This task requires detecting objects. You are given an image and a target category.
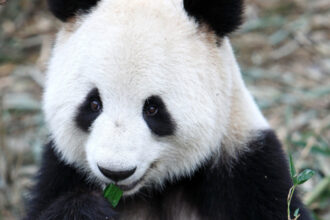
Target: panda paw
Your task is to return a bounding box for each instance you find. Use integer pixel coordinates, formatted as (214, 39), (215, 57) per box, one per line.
(37, 191), (116, 220)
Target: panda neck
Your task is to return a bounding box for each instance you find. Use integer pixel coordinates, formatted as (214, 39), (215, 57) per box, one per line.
(220, 41), (269, 157)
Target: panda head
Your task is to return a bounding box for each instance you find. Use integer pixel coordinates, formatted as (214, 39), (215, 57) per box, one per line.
(44, 0), (264, 195)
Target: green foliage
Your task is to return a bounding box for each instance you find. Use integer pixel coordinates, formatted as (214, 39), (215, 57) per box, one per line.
(297, 169), (315, 185)
(287, 155), (315, 220)
(289, 155), (296, 182)
(103, 184), (123, 208)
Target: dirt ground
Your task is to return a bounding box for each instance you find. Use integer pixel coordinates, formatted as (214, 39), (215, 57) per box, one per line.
(0, 0), (329, 219)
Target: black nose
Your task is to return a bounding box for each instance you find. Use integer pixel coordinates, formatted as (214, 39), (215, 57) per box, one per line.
(98, 165), (136, 182)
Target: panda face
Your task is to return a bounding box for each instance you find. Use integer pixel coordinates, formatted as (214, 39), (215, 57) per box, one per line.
(44, 0), (241, 195)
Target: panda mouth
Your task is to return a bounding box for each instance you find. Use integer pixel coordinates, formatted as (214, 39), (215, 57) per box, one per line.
(117, 178), (143, 191)
(117, 161), (156, 192)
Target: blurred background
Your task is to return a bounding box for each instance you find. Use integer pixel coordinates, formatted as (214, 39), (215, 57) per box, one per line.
(0, 0), (329, 219)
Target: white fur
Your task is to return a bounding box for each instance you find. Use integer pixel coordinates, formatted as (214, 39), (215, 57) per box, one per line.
(43, 0), (269, 195)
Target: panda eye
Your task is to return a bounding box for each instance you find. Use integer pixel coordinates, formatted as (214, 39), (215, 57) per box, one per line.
(75, 88), (102, 132)
(145, 105), (158, 116)
(142, 96), (176, 136)
(90, 99), (102, 112)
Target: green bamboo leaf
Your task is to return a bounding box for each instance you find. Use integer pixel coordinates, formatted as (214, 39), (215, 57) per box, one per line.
(289, 155), (298, 184)
(297, 169), (315, 185)
(289, 155), (296, 178)
(103, 184), (123, 207)
(294, 208), (300, 217)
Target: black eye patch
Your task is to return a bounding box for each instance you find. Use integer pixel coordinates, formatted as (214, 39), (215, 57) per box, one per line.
(75, 88), (102, 132)
(143, 96), (176, 137)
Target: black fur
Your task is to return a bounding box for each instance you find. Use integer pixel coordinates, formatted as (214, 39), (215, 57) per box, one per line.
(75, 88), (102, 132)
(143, 96), (176, 137)
(184, 0), (244, 37)
(24, 130), (311, 220)
(24, 142), (115, 220)
(180, 130), (312, 219)
(47, 0), (100, 21)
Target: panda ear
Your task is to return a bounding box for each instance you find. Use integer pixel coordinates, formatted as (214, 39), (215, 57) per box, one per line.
(47, 0), (100, 22)
(183, 0), (244, 37)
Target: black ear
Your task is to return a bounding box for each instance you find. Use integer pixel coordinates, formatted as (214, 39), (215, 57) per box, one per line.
(184, 0), (244, 37)
(47, 0), (100, 22)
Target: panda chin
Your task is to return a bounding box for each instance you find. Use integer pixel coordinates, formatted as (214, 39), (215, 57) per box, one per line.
(117, 178), (144, 194)
(119, 181), (144, 196)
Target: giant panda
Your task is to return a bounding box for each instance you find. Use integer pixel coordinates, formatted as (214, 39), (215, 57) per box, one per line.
(24, 0), (312, 219)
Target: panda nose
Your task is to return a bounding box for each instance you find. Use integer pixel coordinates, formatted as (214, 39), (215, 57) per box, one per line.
(98, 165), (136, 182)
